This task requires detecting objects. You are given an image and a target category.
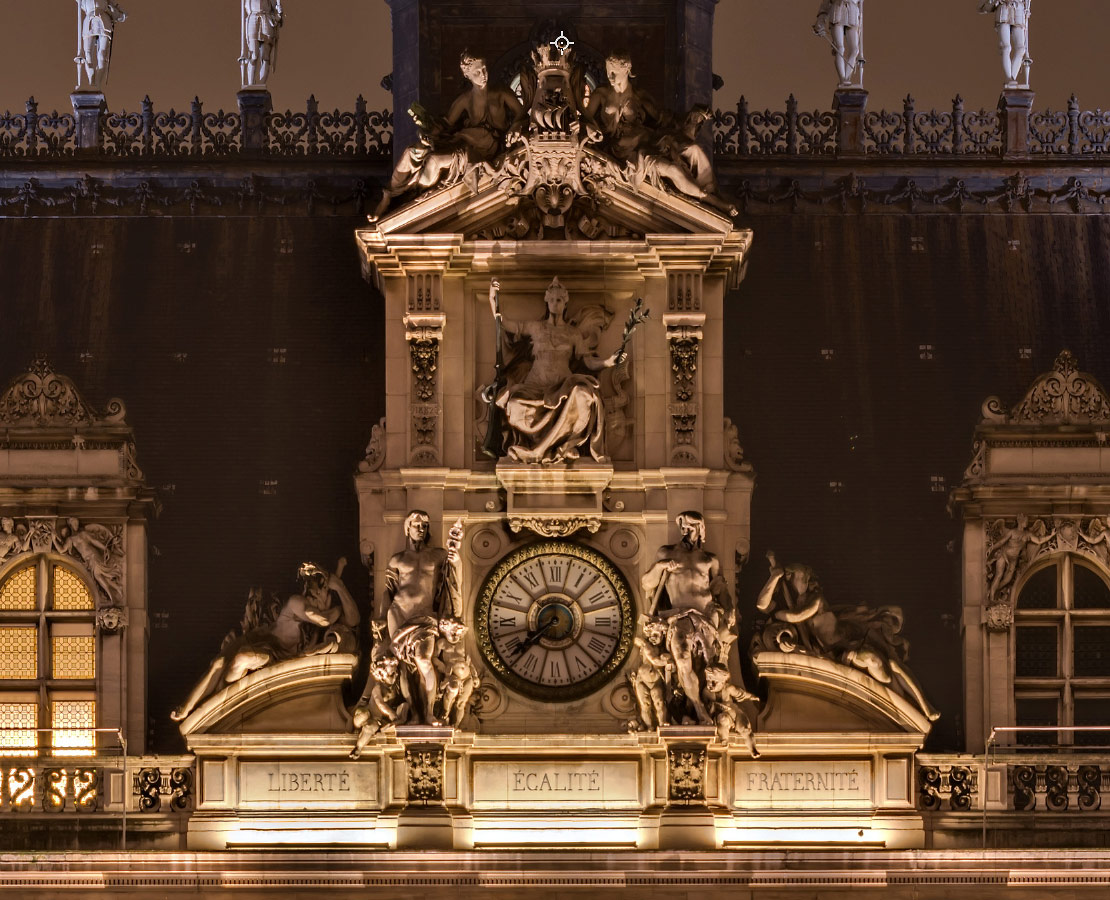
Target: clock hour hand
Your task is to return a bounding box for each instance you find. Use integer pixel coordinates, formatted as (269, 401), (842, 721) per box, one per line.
(511, 616), (557, 661)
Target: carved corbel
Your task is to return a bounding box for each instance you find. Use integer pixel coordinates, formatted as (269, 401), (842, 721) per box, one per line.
(664, 314), (704, 464)
(404, 314), (445, 464)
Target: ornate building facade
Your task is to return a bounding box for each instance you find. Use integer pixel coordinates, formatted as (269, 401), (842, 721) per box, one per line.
(0, 0), (1109, 894)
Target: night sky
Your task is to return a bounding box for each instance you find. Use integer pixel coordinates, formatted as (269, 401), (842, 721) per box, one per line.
(0, 1), (1106, 116)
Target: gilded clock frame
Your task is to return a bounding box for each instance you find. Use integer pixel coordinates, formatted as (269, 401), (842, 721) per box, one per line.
(474, 540), (636, 703)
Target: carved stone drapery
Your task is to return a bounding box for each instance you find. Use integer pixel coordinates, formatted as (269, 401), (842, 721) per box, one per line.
(405, 747), (444, 803)
(404, 315), (445, 464)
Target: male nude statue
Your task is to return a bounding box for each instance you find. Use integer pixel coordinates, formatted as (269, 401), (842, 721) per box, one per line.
(375, 511), (462, 725)
(641, 511), (738, 724)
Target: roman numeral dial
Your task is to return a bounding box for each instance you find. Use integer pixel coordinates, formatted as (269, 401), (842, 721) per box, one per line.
(476, 541), (634, 702)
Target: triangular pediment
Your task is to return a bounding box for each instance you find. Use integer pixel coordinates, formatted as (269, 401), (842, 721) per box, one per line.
(370, 144), (738, 242)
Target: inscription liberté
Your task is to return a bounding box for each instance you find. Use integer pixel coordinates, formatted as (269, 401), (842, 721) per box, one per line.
(745, 770), (861, 793)
(266, 771), (352, 793)
(511, 770), (602, 793)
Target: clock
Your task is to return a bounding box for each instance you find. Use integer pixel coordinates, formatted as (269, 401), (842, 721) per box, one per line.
(475, 541), (635, 702)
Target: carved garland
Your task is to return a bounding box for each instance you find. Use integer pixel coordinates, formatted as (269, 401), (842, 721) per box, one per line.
(666, 325), (702, 462)
(404, 320), (444, 463)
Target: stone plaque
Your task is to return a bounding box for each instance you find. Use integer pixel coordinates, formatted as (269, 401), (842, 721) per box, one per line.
(240, 761), (379, 809)
(472, 760), (640, 810)
(733, 760), (873, 809)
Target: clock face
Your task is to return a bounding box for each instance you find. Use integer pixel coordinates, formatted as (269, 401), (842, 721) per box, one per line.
(475, 541), (635, 702)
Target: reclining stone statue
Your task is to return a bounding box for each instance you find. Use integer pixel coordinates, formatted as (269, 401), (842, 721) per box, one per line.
(755, 551), (939, 722)
(171, 559), (359, 723)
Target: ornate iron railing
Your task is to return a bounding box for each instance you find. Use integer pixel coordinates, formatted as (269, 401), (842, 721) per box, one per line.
(1030, 95), (1110, 154)
(267, 96), (393, 157)
(0, 97), (392, 159)
(0, 99), (76, 158)
(714, 95), (836, 156)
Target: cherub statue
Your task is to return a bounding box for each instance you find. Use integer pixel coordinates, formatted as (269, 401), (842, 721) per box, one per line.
(171, 559), (357, 723)
(814, 0), (864, 87)
(703, 665), (759, 754)
(350, 654), (410, 759)
(435, 618), (479, 728)
(629, 616), (673, 730)
(979, 0), (1031, 88)
(987, 515), (1054, 607)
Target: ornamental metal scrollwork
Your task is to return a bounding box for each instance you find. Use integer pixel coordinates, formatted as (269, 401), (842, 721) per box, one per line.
(42, 768), (67, 812)
(1077, 765), (1102, 811)
(1044, 765), (1070, 812)
(169, 767), (193, 811)
(668, 749), (706, 802)
(918, 766), (942, 811)
(73, 768), (99, 811)
(949, 766), (973, 811)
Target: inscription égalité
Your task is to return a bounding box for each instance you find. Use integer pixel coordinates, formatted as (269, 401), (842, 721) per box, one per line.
(511, 770), (601, 793)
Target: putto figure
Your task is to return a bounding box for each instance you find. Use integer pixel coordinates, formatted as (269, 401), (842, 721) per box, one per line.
(241, 0), (284, 88)
(979, 0), (1031, 88)
(74, 0), (127, 90)
(640, 511), (755, 728)
(814, 0), (864, 87)
(487, 277), (630, 464)
(350, 654), (409, 759)
(374, 512), (464, 725)
(171, 559), (359, 723)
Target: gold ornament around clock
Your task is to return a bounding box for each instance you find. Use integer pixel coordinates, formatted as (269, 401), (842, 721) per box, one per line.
(475, 541), (635, 702)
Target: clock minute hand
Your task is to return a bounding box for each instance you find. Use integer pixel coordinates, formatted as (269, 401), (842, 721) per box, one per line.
(511, 616), (557, 661)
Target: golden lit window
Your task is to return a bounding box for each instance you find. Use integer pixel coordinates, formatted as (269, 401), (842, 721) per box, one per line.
(0, 698), (38, 756)
(51, 628), (95, 680)
(0, 566), (36, 611)
(52, 566), (93, 611)
(0, 627), (38, 679)
(50, 698), (95, 756)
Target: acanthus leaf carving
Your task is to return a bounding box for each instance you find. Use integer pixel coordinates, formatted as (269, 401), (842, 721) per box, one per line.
(668, 749), (707, 802)
(406, 747), (444, 803)
(507, 515), (601, 538)
(1008, 351), (1110, 425)
(0, 356), (128, 428)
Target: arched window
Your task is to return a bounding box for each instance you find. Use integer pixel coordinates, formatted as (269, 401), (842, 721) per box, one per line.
(0, 558), (96, 756)
(1014, 555), (1110, 746)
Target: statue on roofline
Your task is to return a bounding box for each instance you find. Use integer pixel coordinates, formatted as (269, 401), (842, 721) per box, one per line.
(979, 0), (1031, 89)
(170, 559), (359, 724)
(240, 0), (284, 89)
(754, 551), (939, 722)
(74, 0), (127, 91)
(813, 0), (864, 88)
(370, 32), (735, 221)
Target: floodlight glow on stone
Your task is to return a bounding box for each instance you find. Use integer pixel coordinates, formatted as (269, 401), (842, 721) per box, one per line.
(550, 31), (573, 55)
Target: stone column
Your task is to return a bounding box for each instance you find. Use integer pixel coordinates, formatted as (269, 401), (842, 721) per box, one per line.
(70, 92), (106, 153)
(999, 89), (1033, 160)
(237, 90), (272, 154)
(834, 88), (868, 159)
(395, 726), (455, 849)
(656, 726), (718, 849)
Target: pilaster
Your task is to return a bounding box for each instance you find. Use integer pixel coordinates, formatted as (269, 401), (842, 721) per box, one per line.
(834, 88), (868, 159)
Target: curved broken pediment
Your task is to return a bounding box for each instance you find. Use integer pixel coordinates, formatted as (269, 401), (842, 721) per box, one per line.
(981, 350), (1110, 426)
(177, 654), (358, 739)
(754, 652), (935, 736)
(0, 356), (128, 429)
